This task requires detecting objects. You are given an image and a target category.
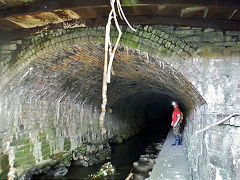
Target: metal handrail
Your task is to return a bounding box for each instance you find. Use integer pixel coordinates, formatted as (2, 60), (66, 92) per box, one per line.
(195, 113), (240, 135)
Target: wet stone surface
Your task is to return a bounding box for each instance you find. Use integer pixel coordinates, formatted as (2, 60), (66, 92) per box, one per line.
(132, 141), (164, 180)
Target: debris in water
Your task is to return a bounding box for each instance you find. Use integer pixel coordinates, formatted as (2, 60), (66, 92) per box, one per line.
(89, 162), (115, 178)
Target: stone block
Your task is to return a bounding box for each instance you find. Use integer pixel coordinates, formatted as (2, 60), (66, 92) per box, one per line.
(225, 36), (233, 42)
(225, 31), (240, 36)
(174, 29), (202, 36)
(215, 42), (239, 47)
(14, 155), (35, 168)
(147, 26), (153, 33)
(64, 138), (71, 151)
(184, 36), (202, 43)
(138, 30), (143, 37)
(0, 133), (3, 142)
(197, 154), (209, 179)
(216, 168), (230, 180)
(202, 32), (224, 43)
(169, 44), (175, 51)
(163, 34), (169, 39)
(207, 164), (217, 179)
(158, 31), (165, 37)
(155, 25), (174, 30)
(11, 136), (30, 146)
(235, 166), (240, 180)
(206, 132), (223, 152)
(208, 154), (224, 168)
(165, 42), (171, 48)
(0, 44), (17, 51)
(177, 49), (183, 55)
(204, 28), (215, 33)
(233, 116), (240, 126)
(0, 153), (10, 179)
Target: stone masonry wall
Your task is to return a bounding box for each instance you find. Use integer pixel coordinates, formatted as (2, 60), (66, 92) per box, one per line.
(153, 25), (240, 180)
(0, 25), (203, 179)
(0, 25), (240, 180)
(183, 54), (240, 180)
(0, 93), (140, 179)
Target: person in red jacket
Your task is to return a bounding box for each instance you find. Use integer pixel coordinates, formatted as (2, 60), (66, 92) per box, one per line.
(171, 101), (182, 146)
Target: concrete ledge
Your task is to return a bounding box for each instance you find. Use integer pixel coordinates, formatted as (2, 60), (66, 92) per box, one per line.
(147, 129), (192, 180)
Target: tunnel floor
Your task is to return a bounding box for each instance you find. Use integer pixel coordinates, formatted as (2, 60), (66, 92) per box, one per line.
(147, 129), (192, 180)
(33, 117), (170, 180)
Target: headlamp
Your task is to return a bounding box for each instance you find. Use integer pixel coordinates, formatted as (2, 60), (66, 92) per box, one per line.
(172, 101), (177, 106)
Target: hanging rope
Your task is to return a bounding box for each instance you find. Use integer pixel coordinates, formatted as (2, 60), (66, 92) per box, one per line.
(99, 0), (136, 134)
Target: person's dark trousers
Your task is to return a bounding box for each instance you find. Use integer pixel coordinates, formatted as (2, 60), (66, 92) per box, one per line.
(179, 136), (182, 145)
(171, 136), (180, 146)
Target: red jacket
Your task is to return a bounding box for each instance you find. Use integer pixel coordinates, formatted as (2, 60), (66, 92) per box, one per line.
(172, 108), (181, 122)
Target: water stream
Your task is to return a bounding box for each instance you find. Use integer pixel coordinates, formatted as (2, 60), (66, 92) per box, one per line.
(34, 118), (170, 180)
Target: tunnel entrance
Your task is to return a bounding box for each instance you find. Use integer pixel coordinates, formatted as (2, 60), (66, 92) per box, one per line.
(0, 5), (239, 177)
(0, 31), (205, 179)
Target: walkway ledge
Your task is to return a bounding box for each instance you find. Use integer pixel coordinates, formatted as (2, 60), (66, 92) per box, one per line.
(146, 129), (192, 180)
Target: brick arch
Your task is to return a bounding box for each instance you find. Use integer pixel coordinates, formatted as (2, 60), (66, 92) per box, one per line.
(0, 25), (204, 108)
(0, 26), (209, 179)
(0, 25), (196, 89)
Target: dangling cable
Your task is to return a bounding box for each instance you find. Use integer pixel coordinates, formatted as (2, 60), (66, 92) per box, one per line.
(99, 0), (136, 134)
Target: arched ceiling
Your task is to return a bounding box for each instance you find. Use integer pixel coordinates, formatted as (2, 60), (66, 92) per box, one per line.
(4, 43), (205, 110)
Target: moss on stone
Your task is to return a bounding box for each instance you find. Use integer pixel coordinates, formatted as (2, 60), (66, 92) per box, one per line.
(14, 143), (36, 168)
(17, 144), (31, 152)
(122, 0), (138, 6)
(11, 136), (30, 146)
(76, 144), (87, 153)
(15, 150), (26, 159)
(51, 152), (65, 161)
(14, 155), (35, 168)
(51, 151), (72, 166)
(63, 153), (72, 166)
(97, 36), (104, 43)
(64, 138), (71, 151)
(0, 153), (10, 179)
(39, 132), (51, 160)
(39, 131), (46, 141)
(11, 134), (36, 169)
(41, 141), (51, 160)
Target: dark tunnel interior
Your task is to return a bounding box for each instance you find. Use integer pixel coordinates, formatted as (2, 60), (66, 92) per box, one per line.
(110, 92), (187, 142)
(144, 99), (187, 140)
(34, 92), (189, 179)
(144, 101), (175, 140)
(6, 42), (200, 179)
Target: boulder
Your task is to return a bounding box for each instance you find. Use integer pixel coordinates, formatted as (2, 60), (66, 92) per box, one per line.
(46, 166), (68, 177)
(133, 174), (146, 180)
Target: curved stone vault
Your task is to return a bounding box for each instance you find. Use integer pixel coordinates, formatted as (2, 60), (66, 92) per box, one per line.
(1, 24), (240, 180)
(5, 43), (203, 108)
(0, 25), (205, 113)
(0, 25), (206, 179)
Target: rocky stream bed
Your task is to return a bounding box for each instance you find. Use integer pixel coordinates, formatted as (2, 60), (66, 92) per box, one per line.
(31, 125), (167, 180)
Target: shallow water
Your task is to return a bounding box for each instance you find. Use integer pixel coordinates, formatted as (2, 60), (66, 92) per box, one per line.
(34, 121), (169, 180)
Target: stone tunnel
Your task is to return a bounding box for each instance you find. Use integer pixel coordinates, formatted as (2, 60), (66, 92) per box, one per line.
(0, 1), (240, 180)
